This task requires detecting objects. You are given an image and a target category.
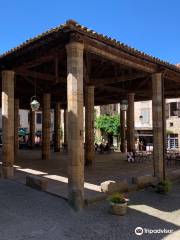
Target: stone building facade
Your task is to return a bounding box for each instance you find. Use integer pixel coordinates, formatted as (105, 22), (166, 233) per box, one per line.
(99, 104), (120, 116)
(1, 99), (180, 150)
(0, 109), (62, 143)
(134, 99), (180, 151)
(95, 99), (180, 151)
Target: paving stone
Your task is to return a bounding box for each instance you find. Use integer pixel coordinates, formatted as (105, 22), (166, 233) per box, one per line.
(26, 175), (48, 191)
(132, 175), (158, 188)
(168, 169), (180, 181)
(101, 180), (128, 194)
(0, 180), (179, 240)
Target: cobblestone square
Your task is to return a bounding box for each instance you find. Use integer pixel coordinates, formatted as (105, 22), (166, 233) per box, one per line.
(0, 180), (179, 240)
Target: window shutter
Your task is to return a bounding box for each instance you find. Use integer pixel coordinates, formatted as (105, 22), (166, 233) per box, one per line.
(165, 103), (170, 119)
(170, 102), (177, 116)
(177, 102), (180, 117)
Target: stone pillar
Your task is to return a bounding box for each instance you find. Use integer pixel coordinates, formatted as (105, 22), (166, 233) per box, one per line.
(152, 73), (165, 180)
(54, 102), (61, 152)
(42, 93), (51, 160)
(120, 109), (126, 153)
(127, 93), (135, 152)
(66, 41), (84, 210)
(1, 71), (14, 178)
(14, 99), (19, 155)
(64, 109), (67, 145)
(29, 109), (35, 148)
(85, 85), (94, 165)
(163, 97), (166, 179)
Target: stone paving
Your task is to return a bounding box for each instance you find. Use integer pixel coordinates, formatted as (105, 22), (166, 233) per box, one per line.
(0, 179), (179, 240)
(2, 149), (153, 199)
(0, 149), (179, 200)
(13, 149), (178, 183)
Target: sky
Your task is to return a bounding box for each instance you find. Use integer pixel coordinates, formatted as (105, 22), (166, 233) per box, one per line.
(0, 0), (180, 64)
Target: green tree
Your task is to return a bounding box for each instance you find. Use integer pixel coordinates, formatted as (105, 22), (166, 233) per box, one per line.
(95, 114), (120, 136)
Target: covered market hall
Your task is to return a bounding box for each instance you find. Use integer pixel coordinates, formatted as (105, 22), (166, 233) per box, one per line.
(1, 20), (180, 210)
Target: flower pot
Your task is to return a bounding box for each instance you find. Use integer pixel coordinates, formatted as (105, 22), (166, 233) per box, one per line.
(109, 201), (127, 215)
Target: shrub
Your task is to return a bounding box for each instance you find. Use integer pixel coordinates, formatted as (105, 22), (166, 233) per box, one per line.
(95, 114), (120, 136)
(109, 192), (127, 204)
(155, 179), (172, 194)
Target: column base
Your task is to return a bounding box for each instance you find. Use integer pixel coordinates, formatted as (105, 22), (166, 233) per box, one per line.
(153, 172), (165, 182)
(1, 166), (14, 179)
(85, 159), (93, 166)
(68, 190), (84, 211)
(85, 152), (94, 166)
(54, 147), (60, 152)
(42, 154), (51, 161)
(120, 144), (126, 153)
(14, 149), (19, 156)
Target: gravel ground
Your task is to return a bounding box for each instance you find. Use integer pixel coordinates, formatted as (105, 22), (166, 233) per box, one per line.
(0, 180), (179, 240)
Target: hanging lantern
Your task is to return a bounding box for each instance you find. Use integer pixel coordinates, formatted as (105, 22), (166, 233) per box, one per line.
(30, 77), (40, 111)
(30, 96), (40, 111)
(120, 99), (128, 111)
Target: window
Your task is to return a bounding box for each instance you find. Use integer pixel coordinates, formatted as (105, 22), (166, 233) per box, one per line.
(36, 113), (42, 124)
(166, 134), (178, 149)
(177, 102), (180, 117)
(170, 102), (177, 116)
(169, 122), (173, 127)
(140, 108), (150, 124)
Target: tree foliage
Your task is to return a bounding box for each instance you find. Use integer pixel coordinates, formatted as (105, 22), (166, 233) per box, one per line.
(95, 114), (120, 136)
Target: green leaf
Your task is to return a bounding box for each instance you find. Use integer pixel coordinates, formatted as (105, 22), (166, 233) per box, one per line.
(95, 114), (120, 136)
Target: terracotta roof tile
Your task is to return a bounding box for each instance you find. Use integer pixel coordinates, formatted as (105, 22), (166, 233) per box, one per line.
(0, 19), (180, 73)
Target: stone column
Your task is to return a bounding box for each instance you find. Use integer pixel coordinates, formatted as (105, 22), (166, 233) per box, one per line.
(127, 93), (135, 152)
(14, 99), (19, 156)
(152, 73), (165, 180)
(85, 85), (94, 166)
(163, 97), (166, 179)
(1, 71), (14, 178)
(29, 109), (35, 148)
(120, 109), (126, 153)
(54, 102), (61, 152)
(42, 93), (51, 160)
(66, 41), (84, 210)
(63, 109), (67, 145)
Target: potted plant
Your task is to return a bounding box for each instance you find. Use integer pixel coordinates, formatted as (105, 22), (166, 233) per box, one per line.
(108, 192), (128, 215)
(155, 179), (172, 194)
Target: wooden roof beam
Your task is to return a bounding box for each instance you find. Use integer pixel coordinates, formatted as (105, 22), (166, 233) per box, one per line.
(85, 43), (157, 73)
(165, 70), (180, 83)
(91, 72), (149, 86)
(16, 69), (55, 81)
(15, 69), (65, 82)
(14, 55), (55, 71)
(96, 86), (151, 98)
(13, 47), (65, 71)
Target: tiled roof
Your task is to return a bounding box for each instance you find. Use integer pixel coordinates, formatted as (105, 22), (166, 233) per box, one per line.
(0, 19), (180, 73)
